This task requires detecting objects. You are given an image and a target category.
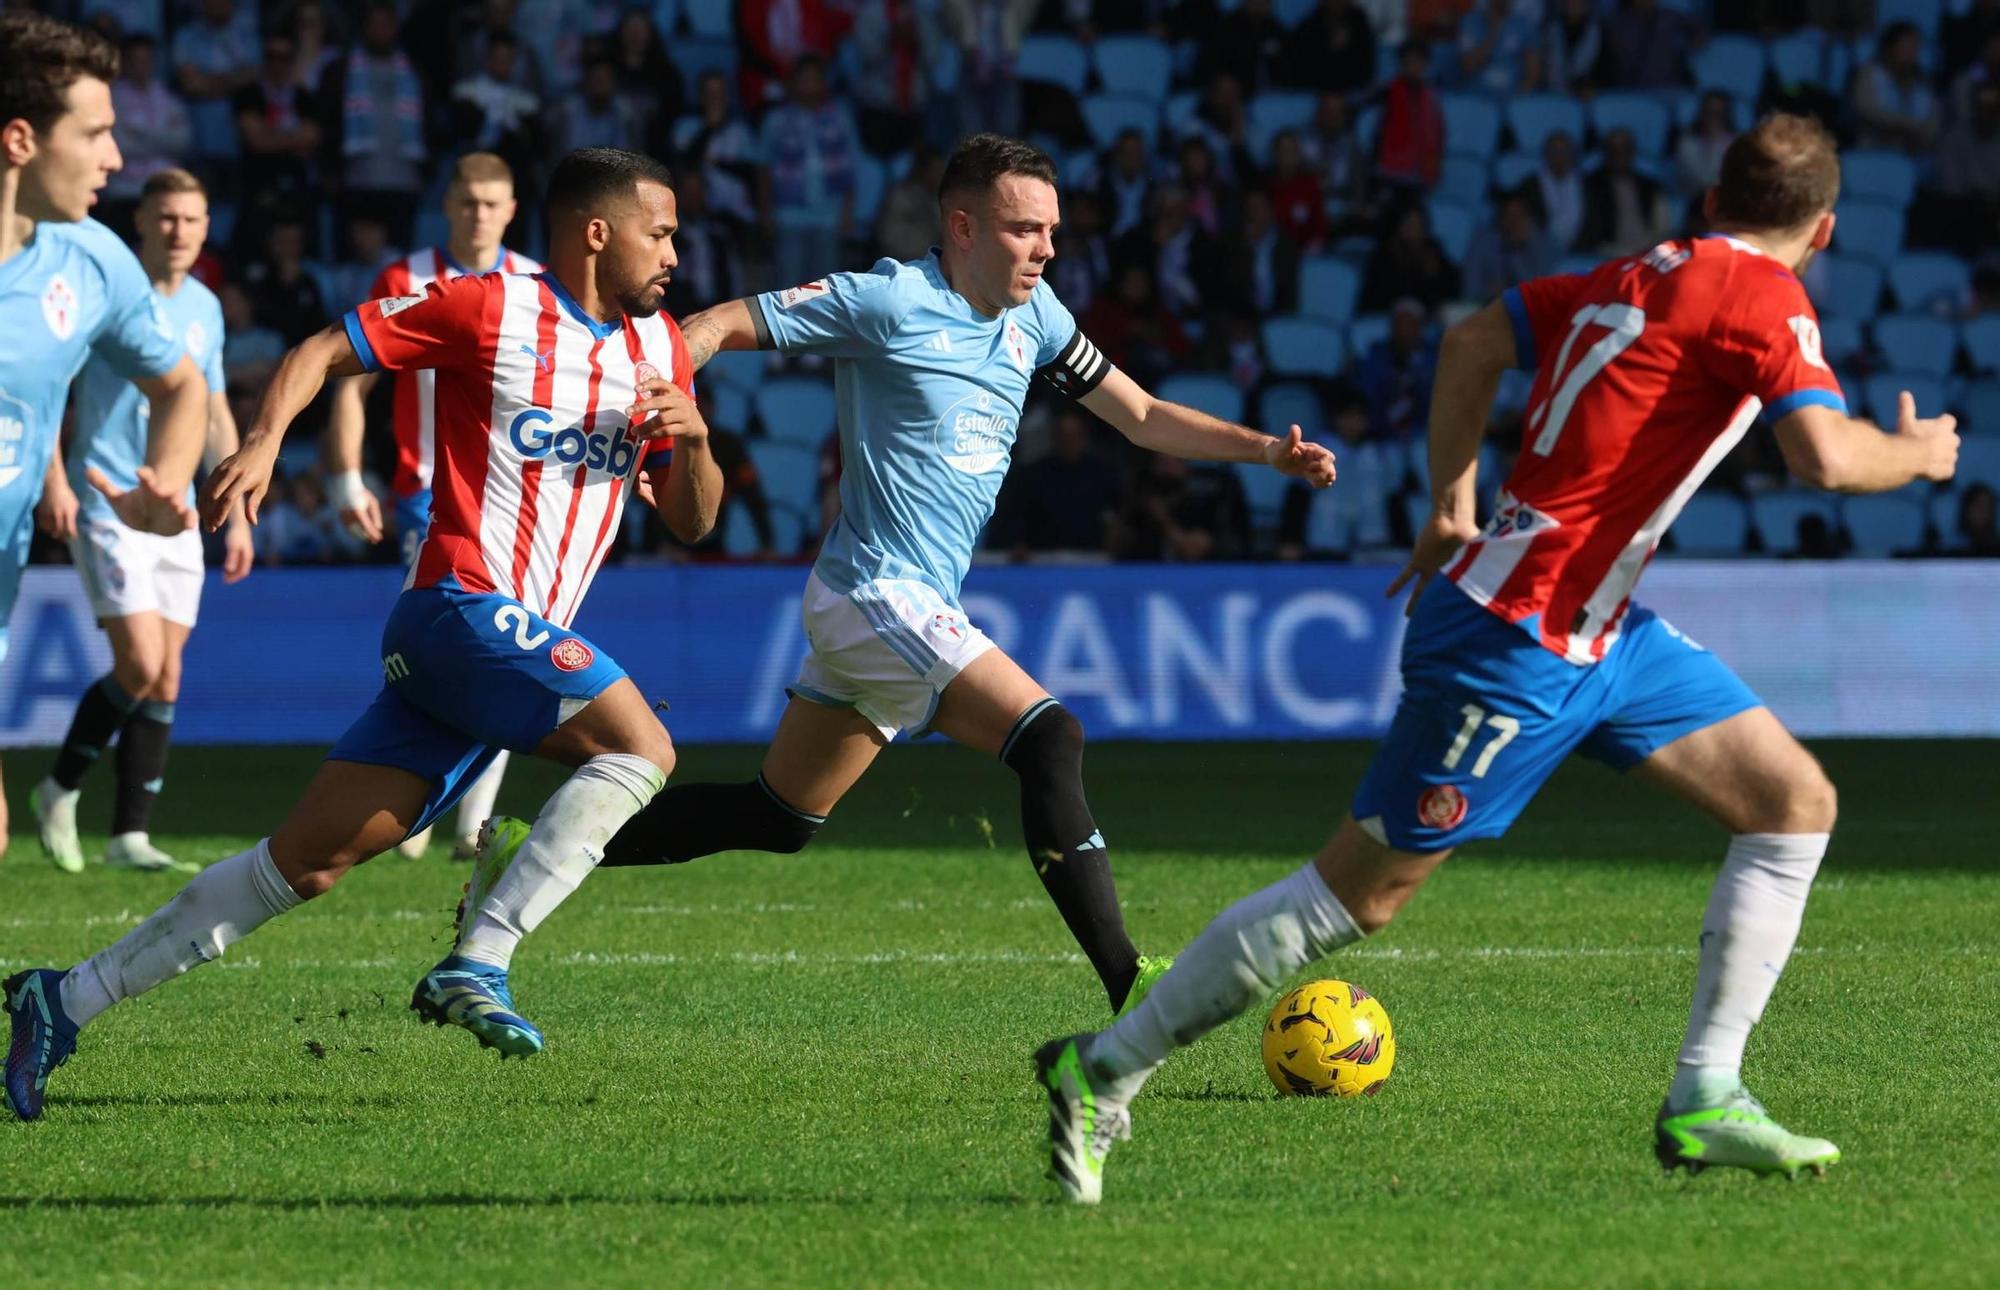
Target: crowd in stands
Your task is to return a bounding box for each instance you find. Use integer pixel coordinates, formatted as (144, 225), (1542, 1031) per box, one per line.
(42, 0), (2000, 569)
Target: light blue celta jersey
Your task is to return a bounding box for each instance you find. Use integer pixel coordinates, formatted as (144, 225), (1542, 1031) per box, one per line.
(755, 252), (1080, 603)
(70, 274), (223, 525)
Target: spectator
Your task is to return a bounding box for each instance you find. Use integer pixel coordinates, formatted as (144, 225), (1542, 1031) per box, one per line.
(848, 0), (929, 155)
(257, 470), (370, 566)
(1855, 22), (1939, 154)
(1375, 42), (1445, 200)
(1462, 189), (1555, 300)
(1186, 74), (1259, 189)
(1082, 263), (1193, 390)
(608, 6), (683, 153)
(1675, 90), (1738, 198)
(938, 0), (1039, 139)
(1265, 131), (1328, 250)
(1944, 483), (2000, 556)
(1279, 386), (1394, 557)
(1302, 90), (1372, 229)
(291, 0), (339, 93)
(738, 0), (852, 108)
(1288, 0), (1379, 97)
(1580, 126), (1668, 254)
(1203, 0), (1289, 94)
(557, 58), (640, 156)
(1220, 188), (1301, 317)
(664, 171), (746, 316)
(81, 1), (165, 39)
(1934, 82), (2000, 257)
(1542, 0), (1609, 95)
(1115, 183), (1223, 319)
(1355, 298), (1438, 442)
(327, 215), (397, 312)
(1113, 454), (1251, 562)
(331, 3), (429, 256)
(1525, 129), (1585, 252)
(1361, 205), (1460, 312)
(1607, 0), (1695, 91)
(758, 55), (860, 290)
(1050, 191), (1113, 314)
(993, 408), (1122, 560)
(451, 30), (542, 178)
(219, 281), (284, 392)
(875, 146), (946, 263)
(1457, 0), (1540, 96)
(675, 70), (761, 231)
(1951, 33), (2000, 123)
(170, 0), (257, 165)
(1098, 128), (1155, 239)
(234, 28), (325, 244)
(241, 215), (330, 346)
(101, 34), (190, 237)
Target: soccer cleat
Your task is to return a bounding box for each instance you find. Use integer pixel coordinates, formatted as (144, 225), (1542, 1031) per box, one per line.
(1655, 1087), (1841, 1180)
(1115, 955), (1174, 1019)
(1034, 1034), (1131, 1205)
(30, 780), (84, 874)
(104, 832), (196, 873)
(4, 969), (79, 1122)
(410, 955), (544, 1058)
(395, 823), (435, 859)
(454, 816), (530, 939)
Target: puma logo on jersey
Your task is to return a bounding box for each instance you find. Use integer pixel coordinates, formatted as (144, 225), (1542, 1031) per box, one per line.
(520, 343), (555, 372)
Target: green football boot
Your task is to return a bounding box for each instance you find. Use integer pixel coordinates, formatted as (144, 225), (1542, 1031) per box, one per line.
(453, 815), (530, 938)
(1655, 1087), (1841, 1179)
(1033, 1034), (1131, 1205)
(1115, 955), (1173, 1019)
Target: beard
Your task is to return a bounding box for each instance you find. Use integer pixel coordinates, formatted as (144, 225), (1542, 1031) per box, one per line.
(617, 280), (666, 318)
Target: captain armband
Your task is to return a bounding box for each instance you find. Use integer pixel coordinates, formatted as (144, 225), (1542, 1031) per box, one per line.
(1034, 330), (1113, 400)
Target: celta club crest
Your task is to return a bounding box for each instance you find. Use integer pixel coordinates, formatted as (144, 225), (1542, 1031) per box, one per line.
(1003, 318), (1029, 371)
(931, 612), (965, 641)
(42, 275), (75, 339)
(185, 321), (208, 362)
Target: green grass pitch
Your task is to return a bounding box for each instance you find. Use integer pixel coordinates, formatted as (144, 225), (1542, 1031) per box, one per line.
(3, 739), (1996, 1287)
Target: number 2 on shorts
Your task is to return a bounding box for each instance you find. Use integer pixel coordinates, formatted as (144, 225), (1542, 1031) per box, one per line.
(1442, 703), (1520, 779)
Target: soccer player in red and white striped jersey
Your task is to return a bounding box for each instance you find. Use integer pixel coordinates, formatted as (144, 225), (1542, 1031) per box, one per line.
(11, 151), (722, 1109)
(1030, 115), (1962, 1200)
(326, 152), (544, 858)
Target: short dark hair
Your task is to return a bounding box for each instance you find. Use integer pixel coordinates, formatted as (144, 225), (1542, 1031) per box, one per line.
(544, 147), (674, 225)
(0, 12), (119, 136)
(1711, 112), (1840, 232)
(937, 134), (1057, 210)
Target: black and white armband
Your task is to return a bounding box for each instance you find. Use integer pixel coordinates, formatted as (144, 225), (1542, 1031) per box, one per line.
(1034, 331), (1113, 400)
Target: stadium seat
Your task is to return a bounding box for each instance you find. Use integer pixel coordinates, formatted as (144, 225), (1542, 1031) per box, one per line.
(705, 383), (750, 434)
(1691, 35), (1767, 102)
(1156, 373), (1245, 425)
(754, 376), (837, 448)
(1963, 317), (2000, 373)
(704, 349), (767, 389)
(1081, 94), (1159, 147)
(682, 0), (730, 37)
(1261, 315), (1348, 377)
(1830, 199), (1906, 268)
(1347, 313), (1390, 358)
(1960, 437), (2000, 488)
(1018, 34), (1089, 95)
(1556, 253), (1602, 276)
(746, 440), (820, 514)
(1163, 90), (1202, 135)
(672, 37), (737, 84)
(1930, 486), (1962, 546)
(1862, 372), (1948, 423)
(1259, 381), (1326, 438)
(1874, 314), (1957, 378)
(1425, 198), (1480, 264)
(1889, 253), (1971, 313)
(412, 210), (449, 254)
(1505, 94), (1586, 154)
(1768, 29), (1832, 89)
(1094, 35), (1173, 101)
(1250, 91), (1316, 136)
(1810, 255), (1883, 318)
(1437, 154), (1489, 205)
(1841, 150), (1918, 206)
(721, 503), (764, 557)
(1491, 150), (1538, 193)
(1842, 493), (1927, 557)
(1876, 0), (1942, 39)
(1439, 93), (1501, 159)
(1961, 380), (2000, 435)
(1295, 255), (1363, 325)
(1668, 492), (1750, 556)
(1589, 92), (1671, 158)
(1234, 459), (1294, 526)
(1750, 491), (1838, 554)
(1818, 315), (1865, 365)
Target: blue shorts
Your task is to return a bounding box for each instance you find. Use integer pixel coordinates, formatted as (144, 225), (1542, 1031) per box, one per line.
(1351, 582), (1760, 852)
(395, 489), (431, 573)
(0, 503), (32, 662)
(327, 581), (627, 836)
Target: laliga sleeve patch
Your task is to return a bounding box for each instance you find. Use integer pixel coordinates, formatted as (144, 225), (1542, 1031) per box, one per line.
(776, 281), (829, 309)
(1417, 784), (1468, 831)
(550, 638), (596, 672)
(377, 294), (426, 318)
(1034, 329), (1111, 399)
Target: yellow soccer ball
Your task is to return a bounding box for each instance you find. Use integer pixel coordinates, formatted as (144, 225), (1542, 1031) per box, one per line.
(1261, 979), (1396, 1098)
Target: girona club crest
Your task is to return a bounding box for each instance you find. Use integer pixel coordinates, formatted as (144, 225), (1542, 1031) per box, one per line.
(550, 638), (596, 672)
(633, 361), (663, 390)
(1417, 784), (1468, 831)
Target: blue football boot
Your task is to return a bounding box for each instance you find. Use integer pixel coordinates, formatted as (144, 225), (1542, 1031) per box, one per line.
(5, 969), (80, 1121)
(410, 955), (544, 1058)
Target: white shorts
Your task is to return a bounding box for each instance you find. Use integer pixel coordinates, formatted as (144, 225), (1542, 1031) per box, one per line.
(71, 518), (205, 627)
(793, 573), (995, 740)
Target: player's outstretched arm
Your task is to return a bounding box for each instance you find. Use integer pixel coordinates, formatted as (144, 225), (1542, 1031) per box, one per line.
(1079, 368), (1336, 485)
(1773, 391), (1959, 494)
(678, 299), (770, 372)
(200, 323), (367, 531)
(324, 371), (384, 543)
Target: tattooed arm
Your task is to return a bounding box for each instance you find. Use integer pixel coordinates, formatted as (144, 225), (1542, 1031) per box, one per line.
(678, 299), (771, 372)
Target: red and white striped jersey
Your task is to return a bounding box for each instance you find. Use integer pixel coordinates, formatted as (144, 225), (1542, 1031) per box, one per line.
(1448, 236), (1846, 664)
(368, 246), (542, 499)
(343, 270), (689, 628)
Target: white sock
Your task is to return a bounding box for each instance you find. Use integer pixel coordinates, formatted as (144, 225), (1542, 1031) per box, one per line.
(1669, 831), (1828, 1111)
(456, 753), (666, 970)
(454, 749), (511, 841)
(60, 839), (301, 1030)
(1088, 862), (1364, 1102)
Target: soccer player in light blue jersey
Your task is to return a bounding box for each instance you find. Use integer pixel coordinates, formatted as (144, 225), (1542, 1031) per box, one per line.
(32, 168), (255, 875)
(462, 134), (1336, 1028)
(0, 12), (212, 860)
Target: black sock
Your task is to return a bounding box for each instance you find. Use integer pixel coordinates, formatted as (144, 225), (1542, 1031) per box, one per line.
(1002, 700), (1140, 1011)
(112, 699), (175, 835)
(600, 775), (824, 866)
(52, 676), (142, 791)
